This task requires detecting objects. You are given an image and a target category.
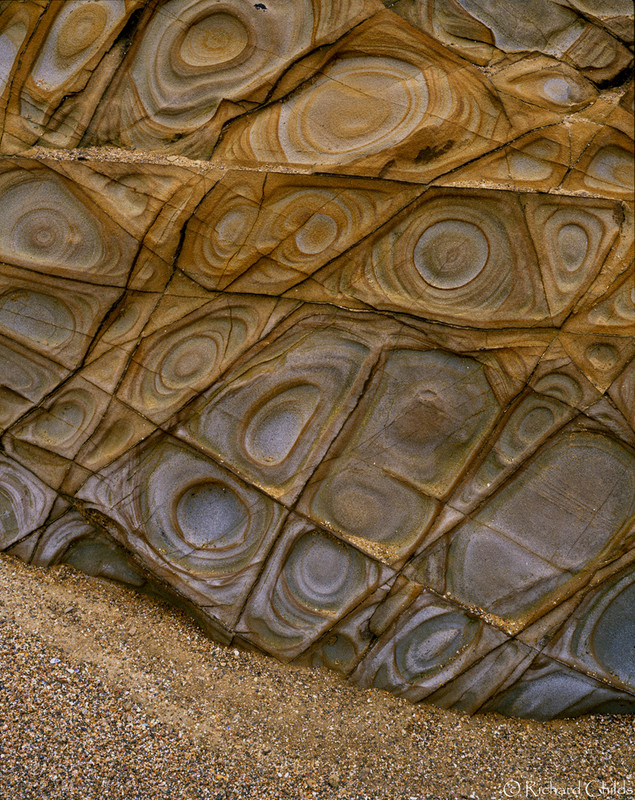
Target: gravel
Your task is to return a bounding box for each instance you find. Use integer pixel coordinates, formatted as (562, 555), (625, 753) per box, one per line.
(0, 553), (633, 799)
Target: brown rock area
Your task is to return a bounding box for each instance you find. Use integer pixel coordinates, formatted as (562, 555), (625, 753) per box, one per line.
(0, 0), (633, 731)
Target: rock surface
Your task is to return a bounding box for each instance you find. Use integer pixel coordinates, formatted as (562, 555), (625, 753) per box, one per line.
(0, 0), (633, 720)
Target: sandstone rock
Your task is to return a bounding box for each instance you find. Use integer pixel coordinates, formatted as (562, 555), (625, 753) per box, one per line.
(0, 0), (633, 719)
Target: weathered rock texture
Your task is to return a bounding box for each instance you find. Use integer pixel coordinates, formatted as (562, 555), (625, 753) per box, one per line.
(0, 0), (633, 720)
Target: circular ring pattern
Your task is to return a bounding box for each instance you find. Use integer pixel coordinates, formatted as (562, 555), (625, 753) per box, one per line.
(176, 481), (249, 550)
(413, 220), (489, 289)
(282, 532), (365, 612)
(58, 2), (109, 59)
(179, 11), (250, 68)
(394, 611), (478, 682)
(279, 56), (429, 163)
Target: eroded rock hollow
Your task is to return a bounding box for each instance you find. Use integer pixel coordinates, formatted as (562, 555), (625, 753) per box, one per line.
(0, 0), (633, 720)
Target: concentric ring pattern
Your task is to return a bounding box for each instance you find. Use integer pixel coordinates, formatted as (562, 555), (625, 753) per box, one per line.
(0, 0), (633, 720)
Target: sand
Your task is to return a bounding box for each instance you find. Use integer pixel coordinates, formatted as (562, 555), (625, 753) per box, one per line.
(0, 553), (632, 800)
